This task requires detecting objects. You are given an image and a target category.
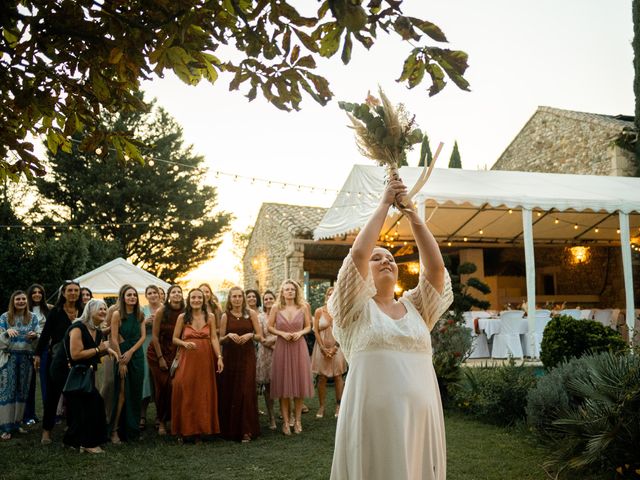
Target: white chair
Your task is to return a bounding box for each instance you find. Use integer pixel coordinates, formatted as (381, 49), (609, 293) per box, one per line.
(463, 311), (491, 358)
(522, 310), (552, 358)
(559, 309), (582, 320)
(592, 309), (613, 328)
(491, 310), (525, 359)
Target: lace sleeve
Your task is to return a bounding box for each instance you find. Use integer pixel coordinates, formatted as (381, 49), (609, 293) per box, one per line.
(328, 251), (377, 329)
(403, 267), (453, 331)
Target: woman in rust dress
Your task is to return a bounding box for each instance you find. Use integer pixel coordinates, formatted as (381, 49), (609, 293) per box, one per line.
(218, 286), (262, 442)
(171, 288), (223, 442)
(147, 285), (184, 435)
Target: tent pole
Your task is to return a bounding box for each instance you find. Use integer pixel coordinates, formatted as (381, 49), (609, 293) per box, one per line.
(618, 212), (636, 344)
(522, 208), (537, 356)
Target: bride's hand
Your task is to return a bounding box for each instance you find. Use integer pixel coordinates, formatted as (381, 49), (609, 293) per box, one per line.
(382, 179), (407, 206)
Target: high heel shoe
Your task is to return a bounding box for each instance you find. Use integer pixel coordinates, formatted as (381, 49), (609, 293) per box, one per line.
(80, 446), (105, 454)
(315, 407), (325, 419)
(110, 431), (122, 445)
(282, 424), (291, 436)
(294, 422), (302, 434)
(269, 417), (277, 430)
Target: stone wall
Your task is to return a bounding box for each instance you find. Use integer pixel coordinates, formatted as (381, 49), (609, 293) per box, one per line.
(484, 246), (639, 308)
(243, 216), (292, 293)
(491, 107), (636, 175)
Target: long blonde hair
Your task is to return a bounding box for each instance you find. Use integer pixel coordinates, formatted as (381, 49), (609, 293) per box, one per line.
(276, 279), (304, 309)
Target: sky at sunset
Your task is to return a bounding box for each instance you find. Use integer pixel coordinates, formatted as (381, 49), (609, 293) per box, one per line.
(140, 0), (635, 290)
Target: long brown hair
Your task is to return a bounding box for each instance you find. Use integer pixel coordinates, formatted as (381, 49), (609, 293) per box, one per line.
(117, 284), (143, 323)
(7, 290), (31, 326)
(162, 285), (185, 323)
(199, 282), (222, 318)
(184, 288), (209, 325)
(225, 286), (249, 319)
(27, 284), (50, 318)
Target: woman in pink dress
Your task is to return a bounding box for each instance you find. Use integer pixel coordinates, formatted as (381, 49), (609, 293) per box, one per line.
(310, 286), (347, 418)
(268, 280), (314, 435)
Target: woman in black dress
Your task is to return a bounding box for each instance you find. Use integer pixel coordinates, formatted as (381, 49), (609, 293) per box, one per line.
(35, 280), (83, 445)
(63, 299), (116, 453)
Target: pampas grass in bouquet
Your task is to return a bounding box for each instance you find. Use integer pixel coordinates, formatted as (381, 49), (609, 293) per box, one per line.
(338, 87), (428, 209)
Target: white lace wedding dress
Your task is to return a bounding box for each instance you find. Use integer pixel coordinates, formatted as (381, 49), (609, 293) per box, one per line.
(329, 252), (453, 480)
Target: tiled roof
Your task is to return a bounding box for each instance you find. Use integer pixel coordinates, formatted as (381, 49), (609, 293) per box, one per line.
(538, 106), (635, 130)
(260, 203), (328, 238)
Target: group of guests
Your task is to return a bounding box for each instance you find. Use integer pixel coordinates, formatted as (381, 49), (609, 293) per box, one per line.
(0, 278), (347, 452)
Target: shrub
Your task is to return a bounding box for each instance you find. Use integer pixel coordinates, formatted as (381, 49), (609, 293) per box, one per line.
(431, 313), (472, 405)
(526, 355), (592, 441)
(452, 360), (538, 426)
(540, 350), (640, 479)
(540, 315), (628, 369)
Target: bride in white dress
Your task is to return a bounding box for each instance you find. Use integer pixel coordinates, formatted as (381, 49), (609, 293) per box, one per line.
(329, 178), (453, 480)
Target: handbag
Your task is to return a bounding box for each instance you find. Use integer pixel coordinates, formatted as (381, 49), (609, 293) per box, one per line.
(61, 331), (94, 394)
(63, 364), (93, 393)
(169, 356), (179, 377)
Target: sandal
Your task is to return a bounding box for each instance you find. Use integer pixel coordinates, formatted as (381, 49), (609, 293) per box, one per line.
(1, 432), (11, 441)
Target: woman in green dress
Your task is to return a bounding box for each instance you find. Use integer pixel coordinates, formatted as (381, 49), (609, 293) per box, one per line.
(109, 284), (146, 443)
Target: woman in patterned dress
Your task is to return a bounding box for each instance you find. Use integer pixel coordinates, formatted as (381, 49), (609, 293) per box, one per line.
(140, 285), (162, 429)
(0, 291), (39, 440)
(256, 290), (277, 429)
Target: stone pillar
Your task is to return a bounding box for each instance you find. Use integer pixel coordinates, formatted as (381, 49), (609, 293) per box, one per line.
(610, 145), (635, 176)
(285, 242), (305, 287)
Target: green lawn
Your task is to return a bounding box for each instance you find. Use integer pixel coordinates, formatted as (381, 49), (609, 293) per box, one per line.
(0, 385), (561, 480)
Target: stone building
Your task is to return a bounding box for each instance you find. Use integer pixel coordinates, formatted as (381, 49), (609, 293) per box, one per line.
(491, 106), (636, 176)
(477, 106), (638, 310)
(242, 203), (349, 294)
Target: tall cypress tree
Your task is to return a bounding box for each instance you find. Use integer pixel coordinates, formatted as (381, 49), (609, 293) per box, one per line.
(35, 98), (232, 282)
(448, 141), (462, 168)
(418, 133), (433, 167)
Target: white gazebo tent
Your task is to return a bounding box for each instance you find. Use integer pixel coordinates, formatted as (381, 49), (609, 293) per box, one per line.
(74, 257), (171, 298)
(314, 165), (640, 346)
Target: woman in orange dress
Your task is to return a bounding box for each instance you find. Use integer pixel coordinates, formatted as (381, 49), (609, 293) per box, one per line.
(171, 288), (223, 442)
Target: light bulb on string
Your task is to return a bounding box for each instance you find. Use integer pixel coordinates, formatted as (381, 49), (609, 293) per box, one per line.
(594, 228), (599, 233)
(148, 160), (155, 166)
(124, 154), (130, 161)
(173, 165), (179, 172)
(95, 147), (102, 155)
(573, 224), (579, 230)
(554, 219), (559, 224)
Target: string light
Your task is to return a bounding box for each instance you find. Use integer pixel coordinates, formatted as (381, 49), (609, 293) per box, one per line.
(508, 209), (513, 214)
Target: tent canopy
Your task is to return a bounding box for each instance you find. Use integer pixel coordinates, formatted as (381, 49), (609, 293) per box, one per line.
(314, 165), (639, 343)
(74, 257), (171, 296)
(314, 165), (640, 246)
